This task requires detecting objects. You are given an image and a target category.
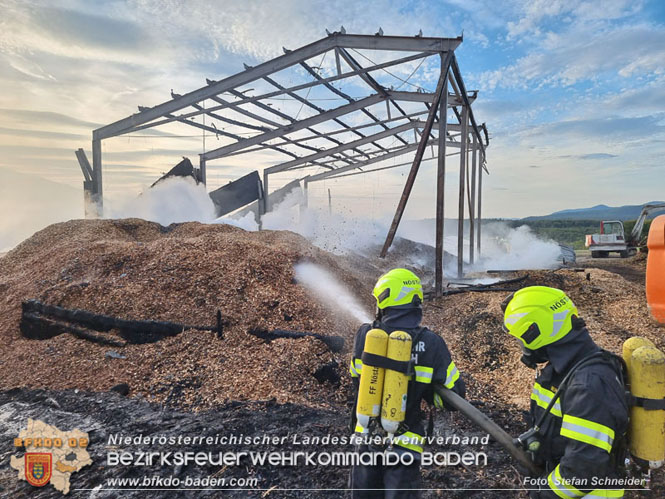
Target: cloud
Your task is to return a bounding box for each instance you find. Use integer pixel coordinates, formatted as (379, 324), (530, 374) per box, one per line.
(481, 23), (665, 89)
(128, 0), (458, 61)
(0, 126), (87, 140)
(0, 0), (663, 222)
(0, 108), (101, 129)
(506, 0), (640, 39)
(557, 153), (618, 160)
(578, 153), (618, 160)
(3, 53), (56, 81)
(527, 114), (665, 141)
(29, 5), (148, 51)
(603, 83), (665, 112)
(0, 1), (163, 66)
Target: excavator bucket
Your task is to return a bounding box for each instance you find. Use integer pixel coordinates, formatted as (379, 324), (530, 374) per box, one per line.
(646, 214), (665, 324)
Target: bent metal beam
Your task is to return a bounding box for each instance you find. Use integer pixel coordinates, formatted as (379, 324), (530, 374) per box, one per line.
(79, 31), (487, 296)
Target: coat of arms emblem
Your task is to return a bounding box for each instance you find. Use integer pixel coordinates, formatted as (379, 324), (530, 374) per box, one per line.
(25, 453), (52, 487)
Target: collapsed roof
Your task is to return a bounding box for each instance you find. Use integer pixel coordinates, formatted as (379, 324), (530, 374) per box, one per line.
(77, 29), (490, 289)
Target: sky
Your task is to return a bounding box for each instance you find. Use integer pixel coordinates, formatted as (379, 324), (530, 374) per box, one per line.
(1, 0), (664, 246)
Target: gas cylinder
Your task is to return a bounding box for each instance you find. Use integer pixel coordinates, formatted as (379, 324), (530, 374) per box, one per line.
(625, 344), (665, 467)
(381, 330), (412, 440)
(355, 329), (389, 432)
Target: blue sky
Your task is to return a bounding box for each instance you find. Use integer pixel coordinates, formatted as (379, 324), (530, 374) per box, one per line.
(1, 0), (664, 235)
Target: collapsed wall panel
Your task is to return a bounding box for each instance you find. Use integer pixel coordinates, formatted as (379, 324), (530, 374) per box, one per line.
(234, 178), (303, 221)
(208, 170), (262, 217)
(150, 157), (201, 188)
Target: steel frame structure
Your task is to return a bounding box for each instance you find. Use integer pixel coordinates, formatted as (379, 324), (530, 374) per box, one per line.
(77, 31), (489, 293)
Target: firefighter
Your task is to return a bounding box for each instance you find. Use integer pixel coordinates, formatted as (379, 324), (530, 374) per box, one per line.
(502, 286), (629, 498)
(349, 268), (465, 498)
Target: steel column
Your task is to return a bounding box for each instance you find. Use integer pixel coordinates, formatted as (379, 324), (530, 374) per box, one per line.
(200, 157), (207, 185)
(457, 105), (468, 278)
(435, 54), (449, 297)
(261, 170), (269, 215)
(477, 160), (483, 255)
(469, 134), (477, 264)
(380, 50), (454, 258)
(91, 137), (102, 216)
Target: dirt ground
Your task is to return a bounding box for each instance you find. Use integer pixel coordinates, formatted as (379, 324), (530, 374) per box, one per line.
(0, 221), (663, 497)
(576, 251), (647, 285)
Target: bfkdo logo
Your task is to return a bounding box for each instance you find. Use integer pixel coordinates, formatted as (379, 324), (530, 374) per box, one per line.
(10, 419), (92, 495)
(25, 453), (52, 487)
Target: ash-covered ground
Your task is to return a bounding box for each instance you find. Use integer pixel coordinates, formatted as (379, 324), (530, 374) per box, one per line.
(0, 388), (525, 498)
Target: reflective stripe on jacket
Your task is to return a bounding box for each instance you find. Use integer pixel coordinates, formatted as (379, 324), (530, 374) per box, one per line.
(529, 350), (628, 498)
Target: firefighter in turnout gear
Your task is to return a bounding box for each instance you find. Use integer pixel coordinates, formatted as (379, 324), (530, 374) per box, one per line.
(349, 268), (466, 498)
(502, 286), (629, 498)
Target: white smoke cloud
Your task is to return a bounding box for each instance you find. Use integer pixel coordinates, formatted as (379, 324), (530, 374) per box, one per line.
(261, 188), (389, 254)
(104, 176), (260, 231)
(104, 176), (216, 225)
(473, 222), (562, 271)
(3, 174), (562, 275)
(393, 217), (562, 271)
(104, 178), (563, 272)
(0, 167), (83, 252)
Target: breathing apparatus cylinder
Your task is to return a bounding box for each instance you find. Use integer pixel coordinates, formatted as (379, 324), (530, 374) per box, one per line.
(356, 329), (389, 432)
(381, 330), (412, 439)
(623, 337), (656, 371)
(623, 341), (665, 467)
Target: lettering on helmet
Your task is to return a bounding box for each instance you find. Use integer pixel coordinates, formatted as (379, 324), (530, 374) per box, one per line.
(402, 279), (420, 285)
(549, 296), (569, 311)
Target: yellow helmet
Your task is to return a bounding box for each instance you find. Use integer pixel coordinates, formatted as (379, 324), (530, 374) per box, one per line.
(501, 286), (578, 350)
(373, 268), (423, 309)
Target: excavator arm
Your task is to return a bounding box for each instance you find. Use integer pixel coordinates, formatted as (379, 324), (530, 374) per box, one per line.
(629, 203), (665, 245)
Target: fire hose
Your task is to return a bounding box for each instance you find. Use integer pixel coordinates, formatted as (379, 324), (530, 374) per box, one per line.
(433, 385), (542, 476)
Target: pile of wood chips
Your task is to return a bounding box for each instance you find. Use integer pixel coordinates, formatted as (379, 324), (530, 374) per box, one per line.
(0, 219), (372, 410)
(1, 219), (658, 415)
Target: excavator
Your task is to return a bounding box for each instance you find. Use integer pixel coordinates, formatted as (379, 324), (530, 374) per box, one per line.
(585, 203), (665, 258)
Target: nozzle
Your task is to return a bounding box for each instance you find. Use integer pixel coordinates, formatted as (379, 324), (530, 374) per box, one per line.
(387, 432), (395, 450)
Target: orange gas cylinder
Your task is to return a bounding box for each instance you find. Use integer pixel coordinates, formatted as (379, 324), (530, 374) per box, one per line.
(647, 214), (665, 324)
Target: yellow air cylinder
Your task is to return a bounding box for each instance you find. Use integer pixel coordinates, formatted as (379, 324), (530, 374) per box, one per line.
(381, 330), (412, 439)
(627, 345), (665, 466)
(356, 329), (389, 431)
(623, 337), (656, 372)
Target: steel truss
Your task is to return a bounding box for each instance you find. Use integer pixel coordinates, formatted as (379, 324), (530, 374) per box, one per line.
(77, 30), (490, 293)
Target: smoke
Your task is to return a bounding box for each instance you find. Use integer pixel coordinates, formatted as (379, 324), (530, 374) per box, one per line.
(104, 177), (259, 231)
(395, 217), (562, 271)
(11, 175), (558, 274)
(104, 177), (216, 225)
(106, 179), (562, 272)
(294, 262), (372, 324)
(473, 223), (562, 271)
(262, 188), (389, 254)
(0, 167), (83, 252)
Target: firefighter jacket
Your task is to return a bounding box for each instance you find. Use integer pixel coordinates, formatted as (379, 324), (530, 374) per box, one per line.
(528, 323), (629, 498)
(349, 307), (465, 455)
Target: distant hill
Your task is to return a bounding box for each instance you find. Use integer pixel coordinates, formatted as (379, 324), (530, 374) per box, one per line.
(523, 202), (665, 221)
